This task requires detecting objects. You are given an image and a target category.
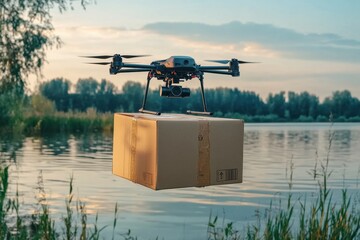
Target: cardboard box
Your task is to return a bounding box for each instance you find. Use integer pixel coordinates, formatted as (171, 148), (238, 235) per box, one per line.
(112, 113), (244, 190)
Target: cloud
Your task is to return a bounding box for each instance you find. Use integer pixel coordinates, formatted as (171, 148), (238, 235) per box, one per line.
(142, 21), (360, 62)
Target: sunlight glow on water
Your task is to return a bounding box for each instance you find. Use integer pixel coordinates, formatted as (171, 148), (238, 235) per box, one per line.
(1, 123), (360, 239)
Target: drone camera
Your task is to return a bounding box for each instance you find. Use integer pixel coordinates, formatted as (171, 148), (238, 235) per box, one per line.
(160, 85), (190, 98)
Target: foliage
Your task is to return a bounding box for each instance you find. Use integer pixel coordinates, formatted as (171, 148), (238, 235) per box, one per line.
(2, 78), (360, 134)
(24, 110), (113, 134)
(204, 170), (360, 239)
(39, 77), (71, 111)
(0, 0), (91, 94)
(76, 77), (99, 96)
(36, 78), (360, 122)
(0, 154), (136, 239)
(287, 91), (319, 119)
(322, 90), (360, 118)
(267, 91), (286, 118)
(30, 94), (56, 116)
(0, 92), (26, 132)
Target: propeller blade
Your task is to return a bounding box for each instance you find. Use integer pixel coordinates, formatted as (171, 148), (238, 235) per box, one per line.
(85, 62), (111, 65)
(206, 60), (230, 64)
(237, 60), (258, 64)
(80, 55), (113, 59)
(121, 54), (151, 59)
(80, 54), (150, 59)
(206, 59), (258, 64)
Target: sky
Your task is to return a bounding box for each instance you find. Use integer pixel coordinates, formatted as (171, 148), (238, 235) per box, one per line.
(35, 0), (360, 100)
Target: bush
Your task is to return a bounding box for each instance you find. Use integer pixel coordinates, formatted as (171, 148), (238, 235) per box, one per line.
(29, 94), (56, 116)
(297, 115), (314, 122)
(316, 115), (328, 122)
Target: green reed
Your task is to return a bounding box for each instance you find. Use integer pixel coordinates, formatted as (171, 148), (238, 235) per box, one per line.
(207, 173), (359, 240)
(23, 109), (114, 134)
(0, 154), (134, 239)
(207, 124), (360, 240)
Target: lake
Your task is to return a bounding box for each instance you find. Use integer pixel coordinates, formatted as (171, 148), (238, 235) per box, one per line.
(1, 123), (360, 239)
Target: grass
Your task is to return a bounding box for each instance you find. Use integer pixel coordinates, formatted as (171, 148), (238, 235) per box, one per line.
(207, 175), (360, 240)
(0, 154), (136, 240)
(207, 124), (360, 240)
(23, 109), (114, 134)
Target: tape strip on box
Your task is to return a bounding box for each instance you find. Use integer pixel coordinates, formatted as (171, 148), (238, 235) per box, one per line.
(130, 118), (138, 182)
(197, 121), (211, 186)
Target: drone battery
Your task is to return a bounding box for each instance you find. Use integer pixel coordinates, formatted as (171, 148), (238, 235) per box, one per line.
(112, 113), (244, 190)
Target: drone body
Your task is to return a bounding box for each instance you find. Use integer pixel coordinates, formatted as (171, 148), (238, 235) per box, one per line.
(83, 54), (255, 115)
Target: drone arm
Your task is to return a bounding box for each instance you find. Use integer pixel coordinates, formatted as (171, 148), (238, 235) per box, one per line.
(199, 66), (229, 70)
(122, 63), (156, 70)
(116, 69), (151, 73)
(201, 70), (233, 75)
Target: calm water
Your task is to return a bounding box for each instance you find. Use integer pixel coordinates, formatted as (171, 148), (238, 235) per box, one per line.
(1, 123), (360, 239)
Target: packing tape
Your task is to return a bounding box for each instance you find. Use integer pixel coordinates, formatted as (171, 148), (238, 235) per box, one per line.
(130, 118), (138, 182)
(197, 121), (211, 186)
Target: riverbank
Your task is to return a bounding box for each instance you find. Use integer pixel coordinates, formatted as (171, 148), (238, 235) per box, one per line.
(2, 110), (360, 135)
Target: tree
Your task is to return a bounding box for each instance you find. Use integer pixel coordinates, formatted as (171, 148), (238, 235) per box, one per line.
(325, 90), (360, 118)
(40, 78), (71, 99)
(121, 81), (144, 112)
(96, 79), (119, 112)
(99, 79), (118, 95)
(0, 0), (90, 94)
(267, 91), (286, 118)
(40, 77), (71, 111)
(76, 78), (99, 96)
(288, 91), (319, 119)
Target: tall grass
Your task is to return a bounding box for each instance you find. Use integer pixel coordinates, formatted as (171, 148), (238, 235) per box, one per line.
(0, 154), (134, 239)
(23, 108), (114, 134)
(207, 124), (360, 240)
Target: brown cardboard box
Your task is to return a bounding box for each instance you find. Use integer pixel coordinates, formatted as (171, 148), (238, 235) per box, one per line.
(112, 113), (244, 190)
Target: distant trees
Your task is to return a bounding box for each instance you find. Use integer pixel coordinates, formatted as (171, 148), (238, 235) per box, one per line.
(40, 78), (71, 111)
(35, 77), (360, 121)
(322, 90), (360, 118)
(287, 91), (319, 119)
(121, 81), (144, 112)
(267, 91), (286, 118)
(76, 78), (99, 96)
(205, 88), (266, 116)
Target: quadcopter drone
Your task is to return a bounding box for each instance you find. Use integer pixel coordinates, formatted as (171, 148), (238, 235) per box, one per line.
(83, 54), (255, 115)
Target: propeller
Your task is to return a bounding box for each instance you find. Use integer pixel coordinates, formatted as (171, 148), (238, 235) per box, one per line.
(86, 62), (111, 65)
(206, 59), (257, 64)
(80, 54), (150, 59)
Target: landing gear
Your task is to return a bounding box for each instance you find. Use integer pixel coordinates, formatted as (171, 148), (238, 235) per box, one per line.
(138, 74), (212, 116)
(138, 76), (160, 115)
(187, 75), (213, 116)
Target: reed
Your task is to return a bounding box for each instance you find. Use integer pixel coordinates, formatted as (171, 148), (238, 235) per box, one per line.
(0, 154), (134, 239)
(207, 126), (360, 240)
(23, 109), (114, 134)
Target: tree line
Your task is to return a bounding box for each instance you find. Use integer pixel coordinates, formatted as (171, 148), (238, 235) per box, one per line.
(38, 77), (360, 121)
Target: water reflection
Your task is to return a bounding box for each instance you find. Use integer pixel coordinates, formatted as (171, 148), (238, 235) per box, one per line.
(1, 123), (359, 239)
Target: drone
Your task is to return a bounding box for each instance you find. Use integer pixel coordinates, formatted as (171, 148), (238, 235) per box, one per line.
(82, 54), (255, 115)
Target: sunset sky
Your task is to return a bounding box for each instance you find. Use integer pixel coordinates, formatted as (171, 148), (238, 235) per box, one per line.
(36, 0), (360, 100)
